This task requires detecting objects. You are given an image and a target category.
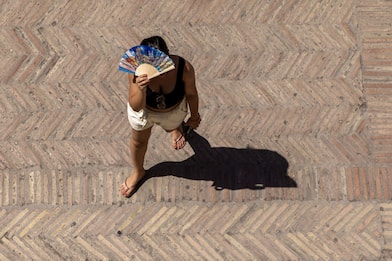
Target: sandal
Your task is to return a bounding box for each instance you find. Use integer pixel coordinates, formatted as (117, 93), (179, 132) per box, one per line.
(174, 134), (186, 150)
(121, 176), (139, 198)
(172, 126), (187, 150)
(120, 172), (147, 198)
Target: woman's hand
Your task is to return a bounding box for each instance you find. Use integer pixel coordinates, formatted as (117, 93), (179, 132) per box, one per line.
(135, 74), (149, 91)
(186, 113), (201, 129)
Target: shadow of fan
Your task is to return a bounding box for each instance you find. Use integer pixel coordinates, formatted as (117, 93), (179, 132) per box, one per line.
(141, 130), (297, 191)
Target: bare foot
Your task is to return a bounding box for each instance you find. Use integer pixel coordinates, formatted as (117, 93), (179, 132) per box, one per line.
(120, 170), (145, 198)
(171, 127), (186, 150)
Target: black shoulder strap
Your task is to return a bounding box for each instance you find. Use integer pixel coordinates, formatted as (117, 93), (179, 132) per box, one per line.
(176, 57), (185, 83)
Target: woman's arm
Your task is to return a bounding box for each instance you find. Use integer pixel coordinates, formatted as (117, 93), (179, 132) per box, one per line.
(128, 74), (149, 112)
(183, 60), (201, 129)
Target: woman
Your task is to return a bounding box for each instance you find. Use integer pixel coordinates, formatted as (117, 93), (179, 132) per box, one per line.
(120, 36), (201, 198)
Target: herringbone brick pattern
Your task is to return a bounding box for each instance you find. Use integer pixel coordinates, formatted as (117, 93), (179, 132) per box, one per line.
(0, 202), (385, 260)
(0, 0), (391, 259)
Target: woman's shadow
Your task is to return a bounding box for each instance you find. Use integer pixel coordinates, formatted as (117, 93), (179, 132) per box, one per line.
(137, 130), (297, 191)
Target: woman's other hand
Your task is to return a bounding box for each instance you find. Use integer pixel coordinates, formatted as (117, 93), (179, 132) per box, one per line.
(186, 113), (201, 129)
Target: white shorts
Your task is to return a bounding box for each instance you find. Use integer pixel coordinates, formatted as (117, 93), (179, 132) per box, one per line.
(127, 99), (188, 131)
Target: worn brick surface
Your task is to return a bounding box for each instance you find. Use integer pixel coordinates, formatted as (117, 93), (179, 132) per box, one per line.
(0, 0), (391, 260)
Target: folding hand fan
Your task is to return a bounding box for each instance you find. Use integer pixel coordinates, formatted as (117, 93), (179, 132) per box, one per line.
(119, 45), (175, 79)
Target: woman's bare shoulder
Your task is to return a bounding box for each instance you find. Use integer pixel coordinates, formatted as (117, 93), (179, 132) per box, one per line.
(170, 55), (195, 81)
(171, 55), (193, 70)
(181, 57), (195, 77)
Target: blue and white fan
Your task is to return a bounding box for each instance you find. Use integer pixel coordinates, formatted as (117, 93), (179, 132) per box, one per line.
(119, 45), (175, 79)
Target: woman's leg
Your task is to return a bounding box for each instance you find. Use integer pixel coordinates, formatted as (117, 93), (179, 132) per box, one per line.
(120, 126), (152, 197)
(162, 99), (188, 150)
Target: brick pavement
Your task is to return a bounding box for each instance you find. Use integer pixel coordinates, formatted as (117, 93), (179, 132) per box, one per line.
(0, 0), (392, 260)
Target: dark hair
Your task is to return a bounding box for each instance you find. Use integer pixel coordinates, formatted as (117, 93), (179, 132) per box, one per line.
(140, 36), (169, 54)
